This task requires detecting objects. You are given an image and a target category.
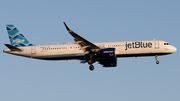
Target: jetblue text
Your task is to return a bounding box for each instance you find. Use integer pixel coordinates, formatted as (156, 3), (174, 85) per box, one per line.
(125, 41), (152, 50)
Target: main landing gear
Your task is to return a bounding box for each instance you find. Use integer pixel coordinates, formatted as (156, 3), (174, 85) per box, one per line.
(89, 65), (94, 71)
(155, 55), (159, 64)
(88, 59), (94, 71)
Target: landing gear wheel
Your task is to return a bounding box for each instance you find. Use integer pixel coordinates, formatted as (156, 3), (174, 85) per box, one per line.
(156, 60), (159, 64)
(89, 65), (94, 71)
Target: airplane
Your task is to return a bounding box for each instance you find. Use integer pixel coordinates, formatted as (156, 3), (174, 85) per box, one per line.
(3, 22), (177, 71)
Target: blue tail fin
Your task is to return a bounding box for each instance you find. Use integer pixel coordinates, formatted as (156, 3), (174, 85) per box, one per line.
(6, 24), (34, 47)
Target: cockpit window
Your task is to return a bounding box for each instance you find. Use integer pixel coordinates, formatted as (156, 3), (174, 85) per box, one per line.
(164, 43), (170, 45)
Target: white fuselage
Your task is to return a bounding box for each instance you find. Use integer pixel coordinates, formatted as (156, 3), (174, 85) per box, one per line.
(3, 40), (177, 60)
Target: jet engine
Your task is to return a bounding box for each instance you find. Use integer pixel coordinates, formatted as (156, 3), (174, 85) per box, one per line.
(100, 48), (116, 58)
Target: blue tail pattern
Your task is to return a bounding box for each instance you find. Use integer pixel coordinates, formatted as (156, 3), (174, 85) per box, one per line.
(6, 25), (34, 47)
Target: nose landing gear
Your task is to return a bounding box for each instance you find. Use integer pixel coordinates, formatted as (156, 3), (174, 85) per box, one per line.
(155, 55), (159, 64)
(156, 60), (159, 64)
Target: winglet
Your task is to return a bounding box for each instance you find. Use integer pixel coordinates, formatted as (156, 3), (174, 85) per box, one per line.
(63, 22), (71, 32)
(4, 44), (22, 51)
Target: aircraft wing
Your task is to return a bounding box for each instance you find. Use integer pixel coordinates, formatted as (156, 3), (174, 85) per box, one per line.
(63, 22), (100, 55)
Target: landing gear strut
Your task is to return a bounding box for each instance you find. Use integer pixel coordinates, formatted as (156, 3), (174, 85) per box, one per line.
(155, 55), (159, 64)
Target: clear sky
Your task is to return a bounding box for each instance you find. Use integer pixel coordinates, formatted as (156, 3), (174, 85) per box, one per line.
(0, 0), (180, 101)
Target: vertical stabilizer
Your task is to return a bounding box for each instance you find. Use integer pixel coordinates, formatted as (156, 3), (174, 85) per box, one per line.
(6, 24), (34, 47)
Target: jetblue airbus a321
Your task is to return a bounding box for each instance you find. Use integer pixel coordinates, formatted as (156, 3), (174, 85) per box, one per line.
(3, 22), (177, 71)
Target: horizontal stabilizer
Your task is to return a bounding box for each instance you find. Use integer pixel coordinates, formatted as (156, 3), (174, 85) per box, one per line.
(4, 44), (22, 51)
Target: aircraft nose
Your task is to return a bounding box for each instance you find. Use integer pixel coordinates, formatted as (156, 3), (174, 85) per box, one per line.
(171, 46), (177, 53)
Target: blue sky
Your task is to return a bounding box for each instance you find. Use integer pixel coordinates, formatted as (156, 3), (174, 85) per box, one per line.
(0, 0), (180, 101)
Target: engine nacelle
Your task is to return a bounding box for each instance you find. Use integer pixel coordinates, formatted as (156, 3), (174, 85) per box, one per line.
(100, 48), (116, 58)
(99, 58), (117, 67)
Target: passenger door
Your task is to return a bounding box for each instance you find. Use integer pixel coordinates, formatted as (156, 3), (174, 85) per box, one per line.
(154, 40), (159, 49)
(31, 46), (36, 56)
